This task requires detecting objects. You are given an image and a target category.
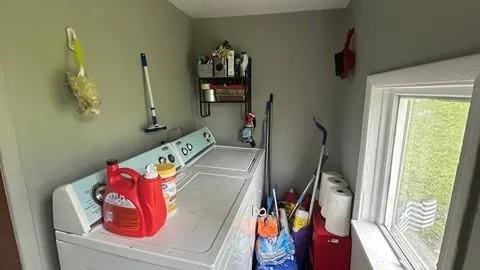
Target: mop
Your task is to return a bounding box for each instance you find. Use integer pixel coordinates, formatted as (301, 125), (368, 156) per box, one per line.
(307, 117), (328, 223)
(263, 94), (273, 203)
(65, 27), (101, 116)
(140, 53), (166, 132)
(291, 117), (328, 269)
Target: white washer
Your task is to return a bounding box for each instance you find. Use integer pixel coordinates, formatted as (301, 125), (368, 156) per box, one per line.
(53, 127), (264, 270)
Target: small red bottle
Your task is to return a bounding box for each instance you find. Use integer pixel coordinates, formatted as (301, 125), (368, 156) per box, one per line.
(284, 187), (298, 203)
(284, 187), (298, 217)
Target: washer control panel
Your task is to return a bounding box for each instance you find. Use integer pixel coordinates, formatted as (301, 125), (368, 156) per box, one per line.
(171, 127), (215, 165)
(122, 143), (184, 171)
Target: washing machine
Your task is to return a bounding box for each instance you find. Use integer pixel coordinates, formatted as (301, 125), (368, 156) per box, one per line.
(53, 127), (264, 270)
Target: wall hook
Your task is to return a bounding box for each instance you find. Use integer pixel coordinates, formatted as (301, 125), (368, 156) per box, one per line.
(65, 26), (77, 51)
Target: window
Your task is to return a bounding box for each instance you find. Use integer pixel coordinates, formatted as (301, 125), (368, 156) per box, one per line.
(354, 55), (480, 270)
(384, 97), (470, 269)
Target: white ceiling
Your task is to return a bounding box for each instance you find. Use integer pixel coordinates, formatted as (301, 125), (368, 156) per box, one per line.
(168, 0), (350, 19)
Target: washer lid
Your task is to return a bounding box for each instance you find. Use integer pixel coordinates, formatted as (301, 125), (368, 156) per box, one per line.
(89, 172), (246, 254)
(195, 147), (259, 172)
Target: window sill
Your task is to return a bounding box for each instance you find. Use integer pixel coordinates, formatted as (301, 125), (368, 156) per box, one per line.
(351, 220), (405, 270)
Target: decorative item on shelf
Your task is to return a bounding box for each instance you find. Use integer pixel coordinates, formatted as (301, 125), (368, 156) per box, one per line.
(213, 57), (227, 77)
(65, 26), (101, 116)
(201, 83), (216, 102)
(212, 84), (246, 102)
(196, 40), (251, 117)
(239, 52), (249, 77)
(226, 50), (235, 77)
(197, 56), (213, 78)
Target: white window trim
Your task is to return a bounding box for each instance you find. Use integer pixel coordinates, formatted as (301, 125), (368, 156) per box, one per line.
(0, 59), (43, 269)
(353, 54), (480, 270)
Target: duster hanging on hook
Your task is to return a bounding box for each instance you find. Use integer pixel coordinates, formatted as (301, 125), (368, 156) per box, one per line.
(65, 26), (101, 115)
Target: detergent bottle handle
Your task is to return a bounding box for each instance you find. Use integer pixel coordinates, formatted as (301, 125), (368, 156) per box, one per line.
(115, 168), (141, 188)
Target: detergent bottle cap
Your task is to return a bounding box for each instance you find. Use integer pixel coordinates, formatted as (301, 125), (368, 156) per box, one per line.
(106, 159), (118, 165)
(144, 164), (159, 179)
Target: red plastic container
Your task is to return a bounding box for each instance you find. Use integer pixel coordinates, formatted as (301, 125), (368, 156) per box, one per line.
(310, 204), (351, 270)
(103, 160), (167, 237)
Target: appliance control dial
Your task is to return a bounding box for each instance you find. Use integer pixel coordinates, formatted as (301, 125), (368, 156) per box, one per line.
(186, 143), (193, 151)
(158, 157), (167, 163)
(181, 147), (188, 156)
(168, 154), (175, 163)
(92, 183), (106, 205)
(203, 132), (211, 142)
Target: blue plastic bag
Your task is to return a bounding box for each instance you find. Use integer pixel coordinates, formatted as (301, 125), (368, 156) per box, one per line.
(256, 229), (298, 270)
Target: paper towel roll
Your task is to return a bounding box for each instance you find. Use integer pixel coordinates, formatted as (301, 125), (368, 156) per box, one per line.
(320, 177), (349, 218)
(319, 175), (348, 210)
(324, 187), (353, 237)
(318, 171), (343, 208)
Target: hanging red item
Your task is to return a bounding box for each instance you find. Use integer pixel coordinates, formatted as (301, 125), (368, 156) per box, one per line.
(335, 28), (355, 79)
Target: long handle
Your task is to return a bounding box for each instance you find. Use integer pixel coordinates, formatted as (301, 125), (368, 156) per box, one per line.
(344, 28), (355, 49)
(265, 101), (270, 198)
(267, 93), (273, 197)
(141, 53), (158, 125)
(308, 144), (325, 223)
(308, 117), (328, 223)
(288, 174), (315, 220)
(313, 117), (327, 145)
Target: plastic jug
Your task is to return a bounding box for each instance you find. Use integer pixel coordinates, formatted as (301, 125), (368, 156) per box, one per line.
(103, 159), (167, 237)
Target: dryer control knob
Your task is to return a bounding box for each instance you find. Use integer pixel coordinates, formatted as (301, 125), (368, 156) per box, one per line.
(168, 154), (175, 163)
(159, 157), (167, 163)
(181, 147), (188, 156)
(186, 143), (193, 151)
(203, 132), (211, 142)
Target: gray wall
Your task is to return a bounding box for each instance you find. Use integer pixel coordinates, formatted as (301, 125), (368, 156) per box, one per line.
(342, 0), (480, 269)
(340, 0), (480, 189)
(193, 10), (347, 195)
(0, 0), (194, 269)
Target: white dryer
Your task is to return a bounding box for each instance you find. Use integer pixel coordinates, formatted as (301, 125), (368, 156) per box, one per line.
(53, 127), (264, 270)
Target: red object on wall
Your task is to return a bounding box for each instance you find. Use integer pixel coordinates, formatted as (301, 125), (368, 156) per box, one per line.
(103, 159), (167, 237)
(335, 28), (355, 79)
(310, 204), (352, 270)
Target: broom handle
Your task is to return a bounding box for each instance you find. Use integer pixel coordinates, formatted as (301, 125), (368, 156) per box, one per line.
(141, 53), (158, 125)
(308, 145), (325, 223)
(308, 118), (328, 223)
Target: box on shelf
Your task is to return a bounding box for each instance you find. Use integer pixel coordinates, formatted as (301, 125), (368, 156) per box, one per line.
(197, 64), (213, 78)
(210, 84), (246, 102)
(226, 50), (235, 77)
(213, 57), (227, 77)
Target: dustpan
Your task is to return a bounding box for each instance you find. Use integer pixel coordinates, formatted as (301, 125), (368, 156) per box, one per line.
(335, 28), (355, 79)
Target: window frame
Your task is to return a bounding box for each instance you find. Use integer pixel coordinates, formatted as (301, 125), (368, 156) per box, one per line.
(353, 54), (480, 270)
(377, 88), (471, 270)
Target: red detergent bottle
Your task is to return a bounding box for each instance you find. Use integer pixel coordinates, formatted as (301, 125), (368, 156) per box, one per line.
(103, 160), (167, 237)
